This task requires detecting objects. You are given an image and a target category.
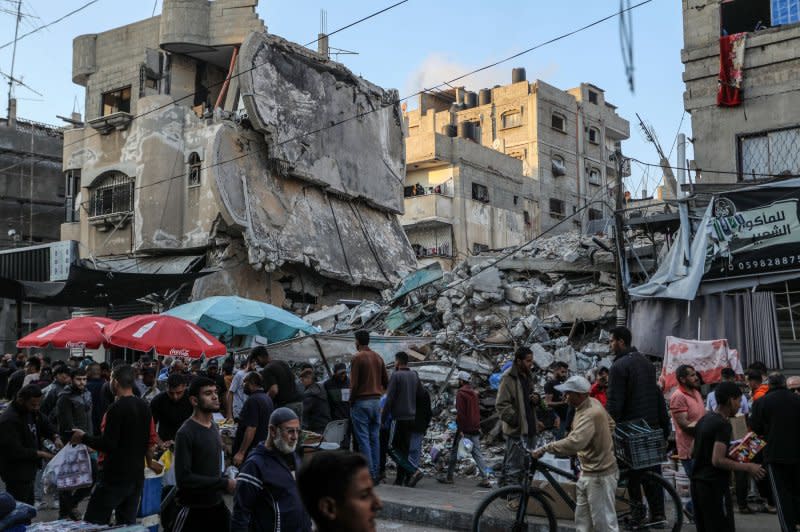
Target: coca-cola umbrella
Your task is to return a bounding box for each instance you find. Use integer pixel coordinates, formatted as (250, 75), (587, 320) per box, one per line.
(17, 317), (116, 350)
(103, 314), (227, 359)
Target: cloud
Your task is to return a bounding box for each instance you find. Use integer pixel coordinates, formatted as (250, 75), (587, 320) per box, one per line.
(403, 53), (559, 108)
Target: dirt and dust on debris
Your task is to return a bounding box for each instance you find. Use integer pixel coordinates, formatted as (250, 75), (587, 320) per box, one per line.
(301, 231), (638, 481)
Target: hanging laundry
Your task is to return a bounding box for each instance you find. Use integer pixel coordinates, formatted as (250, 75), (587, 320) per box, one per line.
(717, 32), (747, 107)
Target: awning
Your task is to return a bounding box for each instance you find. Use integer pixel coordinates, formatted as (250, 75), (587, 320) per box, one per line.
(11, 257), (211, 306)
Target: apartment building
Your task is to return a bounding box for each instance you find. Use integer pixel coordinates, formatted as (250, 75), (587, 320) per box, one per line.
(404, 69), (630, 243)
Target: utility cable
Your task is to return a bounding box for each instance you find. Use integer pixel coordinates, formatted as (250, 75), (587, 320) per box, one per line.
(0, 0), (101, 51)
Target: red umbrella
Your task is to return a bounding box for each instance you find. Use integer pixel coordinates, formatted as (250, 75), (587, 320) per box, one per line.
(17, 317), (115, 350)
(103, 314), (227, 358)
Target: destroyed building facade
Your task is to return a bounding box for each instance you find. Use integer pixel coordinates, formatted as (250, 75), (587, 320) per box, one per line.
(404, 73), (630, 236)
(682, 0), (800, 183)
(59, 0), (416, 312)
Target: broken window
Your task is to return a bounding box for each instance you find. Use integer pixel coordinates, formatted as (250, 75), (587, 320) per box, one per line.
(739, 126), (800, 180)
(188, 152), (202, 187)
(90, 172), (134, 217)
(101, 87), (131, 116)
(65, 169), (81, 223)
(472, 243), (489, 254)
(501, 111), (521, 129)
(471, 182), (490, 203)
(552, 155), (566, 177)
(588, 90), (599, 104)
(523, 210), (531, 225)
(588, 167), (602, 185)
(551, 112), (566, 132)
(589, 208), (603, 221)
(549, 198), (565, 219)
(587, 126), (600, 144)
(720, 0), (771, 34)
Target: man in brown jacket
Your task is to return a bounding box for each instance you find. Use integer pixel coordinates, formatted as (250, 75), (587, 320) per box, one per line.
(349, 330), (389, 482)
(533, 376), (618, 532)
(496, 346), (537, 486)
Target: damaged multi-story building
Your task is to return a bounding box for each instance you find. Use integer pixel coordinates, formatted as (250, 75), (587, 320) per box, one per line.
(682, 0), (800, 184)
(59, 0), (416, 313)
(0, 105), (71, 353)
(402, 72), (630, 257)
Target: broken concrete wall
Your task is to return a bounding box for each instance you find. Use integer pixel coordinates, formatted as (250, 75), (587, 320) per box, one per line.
(238, 32), (406, 214)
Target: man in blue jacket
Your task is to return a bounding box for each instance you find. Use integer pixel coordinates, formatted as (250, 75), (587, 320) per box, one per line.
(231, 407), (312, 532)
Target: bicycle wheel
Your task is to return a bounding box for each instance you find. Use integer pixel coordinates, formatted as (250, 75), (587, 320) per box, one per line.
(472, 485), (558, 532)
(616, 470), (683, 532)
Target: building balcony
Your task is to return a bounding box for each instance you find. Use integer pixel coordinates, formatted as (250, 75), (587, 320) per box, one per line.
(401, 193), (454, 229)
(604, 113), (630, 140)
(88, 112), (133, 135)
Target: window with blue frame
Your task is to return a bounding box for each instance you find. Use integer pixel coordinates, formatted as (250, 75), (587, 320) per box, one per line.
(772, 0), (800, 25)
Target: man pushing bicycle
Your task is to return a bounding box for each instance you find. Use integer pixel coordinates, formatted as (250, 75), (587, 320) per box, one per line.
(531, 376), (618, 532)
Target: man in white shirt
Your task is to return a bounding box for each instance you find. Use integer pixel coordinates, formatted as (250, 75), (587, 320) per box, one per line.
(706, 368), (749, 415)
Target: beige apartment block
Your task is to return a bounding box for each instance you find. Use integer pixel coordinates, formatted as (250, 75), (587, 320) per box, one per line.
(404, 69), (630, 242)
(682, 0), (800, 183)
(60, 0), (415, 310)
(403, 132), (534, 270)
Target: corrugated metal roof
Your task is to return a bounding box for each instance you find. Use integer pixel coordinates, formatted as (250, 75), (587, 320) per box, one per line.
(89, 255), (204, 275)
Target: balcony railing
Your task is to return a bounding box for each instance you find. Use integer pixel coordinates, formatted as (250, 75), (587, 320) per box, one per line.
(402, 193), (454, 227)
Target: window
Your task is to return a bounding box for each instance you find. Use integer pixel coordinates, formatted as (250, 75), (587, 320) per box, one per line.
(773, 0), (800, 25)
(473, 243), (489, 254)
(551, 112), (566, 132)
(472, 183), (490, 203)
(588, 167), (602, 185)
(65, 170), (81, 223)
(501, 111), (521, 129)
(188, 152), (202, 187)
(589, 208), (603, 221)
(101, 87), (131, 116)
(588, 90), (599, 104)
(523, 210), (531, 225)
(739, 126), (800, 180)
(587, 127), (600, 145)
(549, 198), (565, 219)
(552, 155), (566, 177)
(90, 172), (134, 218)
(513, 195), (519, 206)
(721, 0), (771, 34)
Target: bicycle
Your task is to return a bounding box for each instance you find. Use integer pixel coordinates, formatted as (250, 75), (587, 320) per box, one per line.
(472, 438), (683, 532)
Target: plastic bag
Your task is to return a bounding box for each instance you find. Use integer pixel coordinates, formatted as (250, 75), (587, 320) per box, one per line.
(160, 449), (176, 487)
(42, 444), (92, 493)
(457, 436), (473, 460)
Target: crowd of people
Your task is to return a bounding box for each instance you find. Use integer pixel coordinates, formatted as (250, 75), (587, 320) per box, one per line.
(1, 323), (797, 532)
(482, 326), (799, 532)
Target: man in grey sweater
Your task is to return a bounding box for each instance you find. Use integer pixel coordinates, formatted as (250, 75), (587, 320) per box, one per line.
(382, 352), (420, 486)
(173, 377), (236, 532)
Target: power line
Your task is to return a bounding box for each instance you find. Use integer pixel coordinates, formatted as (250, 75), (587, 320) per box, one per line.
(57, 0), (410, 154)
(0, 0), (101, 51)
(105, 0), (656, 196)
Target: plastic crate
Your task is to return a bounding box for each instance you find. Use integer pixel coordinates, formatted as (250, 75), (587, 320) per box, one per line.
(613, 420), (666, 470)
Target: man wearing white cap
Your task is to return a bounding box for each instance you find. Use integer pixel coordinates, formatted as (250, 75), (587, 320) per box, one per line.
(532, 375), (618, 532)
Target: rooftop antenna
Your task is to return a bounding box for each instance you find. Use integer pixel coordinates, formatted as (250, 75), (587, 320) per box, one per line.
(6, 0), (22, 119)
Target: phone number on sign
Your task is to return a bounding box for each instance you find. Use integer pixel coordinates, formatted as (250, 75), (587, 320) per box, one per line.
(720, 254), (800, 272)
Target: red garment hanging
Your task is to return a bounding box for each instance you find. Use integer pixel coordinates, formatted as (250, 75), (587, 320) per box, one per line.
(717, 32), (747, 107)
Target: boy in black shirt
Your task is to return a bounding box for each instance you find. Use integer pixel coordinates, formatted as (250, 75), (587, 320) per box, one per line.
(691, 381), (765, 532)
(173, 376), (235, 532)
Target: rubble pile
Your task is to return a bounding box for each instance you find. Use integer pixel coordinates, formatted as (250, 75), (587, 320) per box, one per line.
(298, 231), (670, 482)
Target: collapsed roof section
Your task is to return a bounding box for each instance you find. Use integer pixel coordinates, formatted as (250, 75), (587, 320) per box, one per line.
(238, 32), (406, 214)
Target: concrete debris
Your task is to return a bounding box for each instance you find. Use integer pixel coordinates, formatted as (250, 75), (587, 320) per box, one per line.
(303, 304), (350, 330)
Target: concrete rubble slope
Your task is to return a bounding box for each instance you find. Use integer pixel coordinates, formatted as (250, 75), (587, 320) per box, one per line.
(300, 230), (650, 485)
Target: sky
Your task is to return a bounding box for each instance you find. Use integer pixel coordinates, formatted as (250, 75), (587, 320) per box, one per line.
(0, 0), (692, 196)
